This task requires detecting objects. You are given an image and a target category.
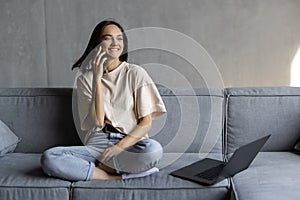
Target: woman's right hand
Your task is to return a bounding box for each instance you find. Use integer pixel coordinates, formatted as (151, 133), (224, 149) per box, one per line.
(92, 46), (107, 82)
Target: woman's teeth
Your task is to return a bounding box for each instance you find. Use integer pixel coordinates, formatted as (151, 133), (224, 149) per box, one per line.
(109, 48), (119, 52)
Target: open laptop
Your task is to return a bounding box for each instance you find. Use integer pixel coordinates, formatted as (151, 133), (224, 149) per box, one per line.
(170, 134), (271, 185)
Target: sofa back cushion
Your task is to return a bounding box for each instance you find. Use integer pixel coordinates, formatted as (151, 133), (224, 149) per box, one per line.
(225, 87), (300, 153)
(0, 87), (224, 155)
(151, 87), (224, 154)
(0, 88), (81, 153)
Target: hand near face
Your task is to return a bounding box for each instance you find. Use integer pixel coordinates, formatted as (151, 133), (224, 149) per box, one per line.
(92, 46), (107, 80)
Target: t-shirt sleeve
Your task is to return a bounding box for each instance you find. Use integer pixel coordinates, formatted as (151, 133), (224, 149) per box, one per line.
(134, 68), (167, 120)
(76, 74), (102, 132)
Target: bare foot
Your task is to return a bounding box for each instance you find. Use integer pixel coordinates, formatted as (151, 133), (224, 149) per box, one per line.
(92, 167), (122, 180)
(98, 164), (118, 175)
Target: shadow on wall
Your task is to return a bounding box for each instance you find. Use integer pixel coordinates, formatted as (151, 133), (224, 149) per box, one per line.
(290, 46), (300, 87)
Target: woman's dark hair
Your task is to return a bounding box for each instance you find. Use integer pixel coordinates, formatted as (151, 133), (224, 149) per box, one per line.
(72, 20), (128, 70)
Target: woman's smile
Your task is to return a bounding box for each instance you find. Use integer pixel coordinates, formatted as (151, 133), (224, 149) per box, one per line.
(108, 47), (121, 53)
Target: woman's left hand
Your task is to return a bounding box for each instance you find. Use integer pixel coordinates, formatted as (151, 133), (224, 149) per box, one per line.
(100, 145), (124, 163)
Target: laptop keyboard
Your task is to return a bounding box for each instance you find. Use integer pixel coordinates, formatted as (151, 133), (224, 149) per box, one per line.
(195, 164), (224, 180)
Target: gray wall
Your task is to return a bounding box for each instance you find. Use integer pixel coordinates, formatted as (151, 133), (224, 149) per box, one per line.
(1, 0), (300, 88)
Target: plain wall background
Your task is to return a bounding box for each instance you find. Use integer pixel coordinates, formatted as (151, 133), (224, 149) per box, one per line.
(1, 0), (300, 88)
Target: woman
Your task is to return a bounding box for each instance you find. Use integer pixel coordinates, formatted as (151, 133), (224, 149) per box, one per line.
(40, 20), (166, 181)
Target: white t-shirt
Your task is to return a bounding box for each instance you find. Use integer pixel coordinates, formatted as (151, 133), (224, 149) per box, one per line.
(76, 61), (166, 138)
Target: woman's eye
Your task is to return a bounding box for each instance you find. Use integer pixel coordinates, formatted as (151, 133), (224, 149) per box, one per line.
(118, 38), (123, 41)
(103, 37), (111, 41)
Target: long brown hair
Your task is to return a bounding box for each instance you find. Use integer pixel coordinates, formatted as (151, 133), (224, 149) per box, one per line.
(72, 20), (128, 70)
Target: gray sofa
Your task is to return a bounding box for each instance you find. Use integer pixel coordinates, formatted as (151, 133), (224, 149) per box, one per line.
(0, 86), (299, 200)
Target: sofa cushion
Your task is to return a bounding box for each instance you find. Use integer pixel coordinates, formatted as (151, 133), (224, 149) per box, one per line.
(0, 88), (82, 153)
(150, 87), (224, 154)
(0, 87), (224, 155)
(231, 152), (300, 200)
(0, 120), (21, 156)
(72, 153), (230, 200)
(0, 153), (71, 200)
(225, 87), (300, 153)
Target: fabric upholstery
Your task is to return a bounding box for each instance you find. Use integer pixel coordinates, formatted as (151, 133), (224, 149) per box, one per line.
(0, 88), (82, 153)
(72, 153), (230, 200)
(0, 120), (21, 156)
(151, 87), (224, 154)
(0, 87), (224, 154)
(0, 153), (71, 200)
(225, 87), (300, 153)
(0, 153), (229, 200)
(231, 152), (300, 200)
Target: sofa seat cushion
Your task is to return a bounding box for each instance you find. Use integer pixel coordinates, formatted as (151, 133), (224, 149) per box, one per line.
(0, 153), (71, 200)
(72, 153), (230, 200)
(231, 152), (300, 200)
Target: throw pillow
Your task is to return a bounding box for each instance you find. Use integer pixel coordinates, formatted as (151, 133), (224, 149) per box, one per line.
(0, 120), (21, 157)
(293, 137), (300, 154)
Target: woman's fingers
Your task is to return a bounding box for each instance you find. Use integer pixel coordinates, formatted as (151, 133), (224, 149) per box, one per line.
(100, 57), (108, 68)
(92, 46), (107, 77)
(94, 51), (106, 67)
(96, 46), (102, 56)
(93, 45), (104, 66)
(101, 146), (123, 163)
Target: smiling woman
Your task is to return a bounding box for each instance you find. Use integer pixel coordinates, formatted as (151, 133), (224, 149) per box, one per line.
(291, 46), (300, 87)
(40, 20), (167, 182)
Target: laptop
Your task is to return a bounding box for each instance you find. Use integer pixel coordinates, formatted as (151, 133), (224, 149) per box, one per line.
(170, 134), (271, 185)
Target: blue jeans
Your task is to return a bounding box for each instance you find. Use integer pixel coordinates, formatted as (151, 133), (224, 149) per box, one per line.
(40, 131), (163, 181)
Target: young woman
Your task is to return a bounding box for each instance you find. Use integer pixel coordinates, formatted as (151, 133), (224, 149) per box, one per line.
(40, 20), (166, 181)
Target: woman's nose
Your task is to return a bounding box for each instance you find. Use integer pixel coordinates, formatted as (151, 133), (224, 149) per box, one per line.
(111, 37), (118, 45)
(111, 38), (117, 45)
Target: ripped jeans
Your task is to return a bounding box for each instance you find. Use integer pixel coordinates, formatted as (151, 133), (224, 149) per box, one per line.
(40, 131), (163, 181)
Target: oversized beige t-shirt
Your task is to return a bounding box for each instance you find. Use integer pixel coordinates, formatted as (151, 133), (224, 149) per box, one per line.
(76, 61), (166, 137)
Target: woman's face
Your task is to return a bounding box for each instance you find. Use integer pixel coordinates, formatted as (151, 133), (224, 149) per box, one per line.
(100, 24), (124, 60)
